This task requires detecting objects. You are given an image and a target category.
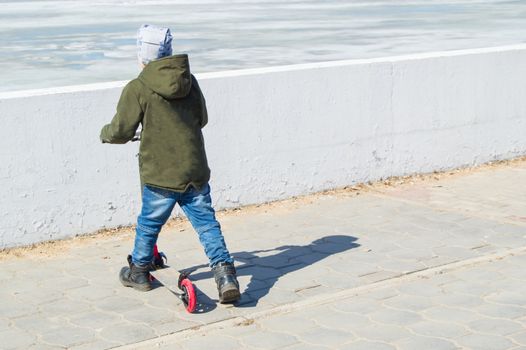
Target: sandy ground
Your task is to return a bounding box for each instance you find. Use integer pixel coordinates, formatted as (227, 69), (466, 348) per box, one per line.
(1, 156), (524, 261)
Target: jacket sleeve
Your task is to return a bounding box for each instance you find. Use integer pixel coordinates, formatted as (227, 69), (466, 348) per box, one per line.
(199, 89), (208, 128)
(192, 75), (208, 128)
(100, 82), (144, 144)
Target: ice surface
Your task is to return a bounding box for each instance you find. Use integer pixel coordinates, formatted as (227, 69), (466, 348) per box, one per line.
(1, 0), (525, 92)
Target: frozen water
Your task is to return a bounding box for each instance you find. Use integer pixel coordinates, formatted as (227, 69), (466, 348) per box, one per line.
(0, 0), (525, 92)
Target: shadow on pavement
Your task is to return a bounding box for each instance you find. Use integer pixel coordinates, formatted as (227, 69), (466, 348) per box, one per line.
(191, 285), (217, 313)
(187, 235), (359, 308)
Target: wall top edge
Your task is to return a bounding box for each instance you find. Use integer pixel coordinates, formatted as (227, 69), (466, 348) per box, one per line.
(1, 44), (525, 100)
(198, 44), (526, 79)
(0, 80), (130, 100)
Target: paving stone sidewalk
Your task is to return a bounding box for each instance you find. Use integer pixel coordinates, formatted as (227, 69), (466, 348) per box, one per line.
(129, 249), (526, 350)
(0, 159), (525, 349)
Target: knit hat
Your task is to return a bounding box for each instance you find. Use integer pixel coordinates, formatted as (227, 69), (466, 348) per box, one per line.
(137, 24), (173, 64)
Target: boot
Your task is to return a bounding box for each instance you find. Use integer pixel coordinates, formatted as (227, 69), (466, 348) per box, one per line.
(212, 262), (241, 303)
(119, 255), (152, 292)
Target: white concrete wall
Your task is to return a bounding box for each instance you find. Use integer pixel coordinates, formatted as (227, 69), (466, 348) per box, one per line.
(1, 45), (526, 248)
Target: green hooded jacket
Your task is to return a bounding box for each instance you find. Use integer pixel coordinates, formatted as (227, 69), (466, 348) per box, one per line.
(100, 54), (211, 192)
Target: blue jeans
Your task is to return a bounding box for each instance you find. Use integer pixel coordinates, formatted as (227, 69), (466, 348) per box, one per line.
(132, 183), (233, 267)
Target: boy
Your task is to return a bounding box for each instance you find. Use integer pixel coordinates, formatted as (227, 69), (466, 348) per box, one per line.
(100, 24), (240, 303)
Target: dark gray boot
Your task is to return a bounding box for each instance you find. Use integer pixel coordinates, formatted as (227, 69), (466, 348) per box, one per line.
(119, 255), (152, 292)
(212, 262), (241, 303)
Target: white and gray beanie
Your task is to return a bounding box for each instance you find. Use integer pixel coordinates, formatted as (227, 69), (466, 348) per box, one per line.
(137, 24), (173, 64)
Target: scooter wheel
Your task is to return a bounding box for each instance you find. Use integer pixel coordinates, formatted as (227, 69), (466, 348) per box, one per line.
(180, 278), (197, 313)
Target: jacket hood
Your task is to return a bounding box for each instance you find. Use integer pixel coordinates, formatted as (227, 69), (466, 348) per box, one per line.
(138, 54), (192, 99)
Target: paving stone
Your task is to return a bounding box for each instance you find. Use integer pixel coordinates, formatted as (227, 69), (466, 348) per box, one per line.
(300, 306), (369, 331)
(218, 323), (262, 338)
(408, 320), (471, 339)
(283, 263), (333, 284)
(12, 313), (69, 334)
(241, 265), (283, 281)
(433, 292), (485, 308)
(0, 267), (15, 283)
(175, 303), (233, 325)
(39, 298), (92, 316)
(0, 328), (37, 349)
(296, 285), (337, 298)
(296, 327), (355, 347)
(485, 291), (526, 307)
(359, 270), (401, 284)
(488, 233), (526, 249)
(27, 344), (64, 350)
(68, 310), (123, 330)
(506, 255), (526, 267)
(0, 297), (37, 318)
(489, 278), (526, 294)
(423, 306), (482, 323)
(0, 317), (11, 332)
(467, 318), (524, 336)
(369, 308), (422, 326)
(428, 273), (461, 286)
(257, 313), (318, 334)
(433, 246), (479, 260)
(272, 272), (320, 291)
(122, 306), (179, 324)
(285, 344), (331, 350)
(240, 329), (299, 349)
(69, 339), (121, 350)
(352, 324), (411, 342)
(396, 281), (448, 298)
(452, 266), (506, 282)
(509, 331), (526, 346)
(333, 250), (382, 264)
(255, 256), (296, 269)
(327, 260), (379, 276)
(474, 304), (526, 319)
(394, 336), (459, 350)
(315, 271), (361, 289)
(16, 265), (66, 281)
(150, 318), (202, 336)
(333, 297), (379, 315)
(178, 334), (242, 350)
(94, 295), (146, 313)
(439, 279), (499, 297)
(375, 259), (427, 273)
(40, 325), (97, 348)
(456, 333), (515, 350)
(245, 288), (299, 307)
(420, 255), (458, 268)
(39, 276), (89, 291)
(267, 246), (314, 259)
(310, 242), (354, 255)
(382, 294), (434, 312)
(99, 322), (156, 345)
(13, 288), (64, 306)
(388, 248), (437, 261)
(339, 340), (396, 350)
(67, 285), (116, 301)
(516, 316), (526, 327)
